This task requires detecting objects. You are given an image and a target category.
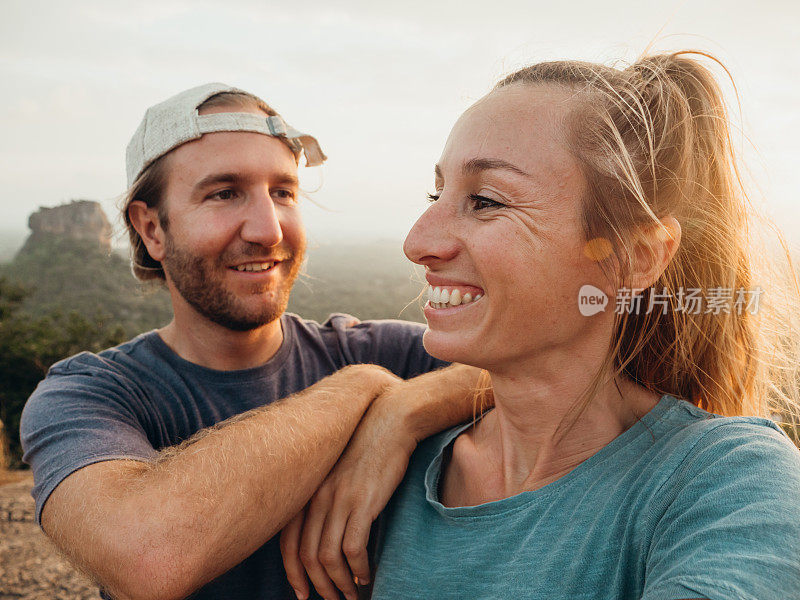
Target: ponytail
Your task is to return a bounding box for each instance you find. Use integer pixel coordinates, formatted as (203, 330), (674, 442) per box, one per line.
(494, 51), (800, 439)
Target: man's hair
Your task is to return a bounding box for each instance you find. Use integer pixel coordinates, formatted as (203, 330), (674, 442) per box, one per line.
(122, 92), (283, 282)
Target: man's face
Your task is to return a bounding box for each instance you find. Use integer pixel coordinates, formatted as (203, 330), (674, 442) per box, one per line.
(157, 109), (305, 331)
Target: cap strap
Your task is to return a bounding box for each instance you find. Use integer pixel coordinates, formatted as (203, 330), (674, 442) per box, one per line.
(195, 112), (327, 167)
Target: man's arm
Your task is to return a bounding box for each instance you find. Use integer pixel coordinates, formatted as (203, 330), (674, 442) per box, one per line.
(40, 364), (397, 600)
(281, 363), (491, 600)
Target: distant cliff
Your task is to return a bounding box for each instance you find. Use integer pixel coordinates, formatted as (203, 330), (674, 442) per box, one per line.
(19, 200), (112, 255)
(2, 200), (173, 338)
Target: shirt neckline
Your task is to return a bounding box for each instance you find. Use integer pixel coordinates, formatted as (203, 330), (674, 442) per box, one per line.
(141, 313), (297, 383)
(424, 393), (682, 520)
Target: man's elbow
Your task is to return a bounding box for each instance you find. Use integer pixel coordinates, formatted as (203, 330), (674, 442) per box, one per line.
(90, 536), (203, 600)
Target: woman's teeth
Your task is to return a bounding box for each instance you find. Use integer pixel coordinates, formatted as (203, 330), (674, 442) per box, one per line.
(427, 286), (482, 309)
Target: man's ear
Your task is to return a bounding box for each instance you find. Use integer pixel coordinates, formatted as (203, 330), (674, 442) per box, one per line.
(629, 216), (682, 292)
(128, 201), (168, 262)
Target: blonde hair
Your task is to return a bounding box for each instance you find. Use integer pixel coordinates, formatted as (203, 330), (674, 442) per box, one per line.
(122, 92), (285, 282)
(476, 51), (800, 441)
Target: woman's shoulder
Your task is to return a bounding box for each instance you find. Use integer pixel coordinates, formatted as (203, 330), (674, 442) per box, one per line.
(656, 401), (800, 501)
(668, 399), (798, 461)
(643, 428), (800, 598)
(644, 408), (800, 597)
(655, 394), (789, 449)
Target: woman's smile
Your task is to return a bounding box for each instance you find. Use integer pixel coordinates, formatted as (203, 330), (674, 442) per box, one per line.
(423, 275), (485, 310)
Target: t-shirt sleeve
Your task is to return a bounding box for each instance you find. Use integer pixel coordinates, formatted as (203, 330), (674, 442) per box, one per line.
(324, 314), (449, 378)
(20, 353), (158, 527)
(642, 420), (800, 600)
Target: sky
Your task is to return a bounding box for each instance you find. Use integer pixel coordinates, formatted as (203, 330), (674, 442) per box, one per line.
(1, 0), (799, 250)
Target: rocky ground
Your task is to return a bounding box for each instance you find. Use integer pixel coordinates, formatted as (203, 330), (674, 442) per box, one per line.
(0, 470), (98, 599)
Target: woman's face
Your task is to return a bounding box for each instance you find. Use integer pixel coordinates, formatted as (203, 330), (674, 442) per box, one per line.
(404, 84), (615, 373)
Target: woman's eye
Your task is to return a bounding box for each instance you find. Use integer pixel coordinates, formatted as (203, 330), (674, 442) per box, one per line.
(469, 194), (503, 210)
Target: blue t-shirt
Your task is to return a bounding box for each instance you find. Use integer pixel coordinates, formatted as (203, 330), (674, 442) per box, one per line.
(20, 312), (447, 600)
(371, 394), (800, 600)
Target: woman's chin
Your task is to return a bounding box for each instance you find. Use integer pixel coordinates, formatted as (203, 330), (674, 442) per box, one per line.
(422, 329), (482, 367)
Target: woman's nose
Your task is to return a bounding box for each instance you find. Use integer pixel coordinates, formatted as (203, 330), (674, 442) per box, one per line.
(240, 192), (284, 248)
(403, 199), (459, 267)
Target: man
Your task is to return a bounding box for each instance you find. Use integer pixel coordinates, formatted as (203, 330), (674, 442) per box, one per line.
(20, 83), (482, 600)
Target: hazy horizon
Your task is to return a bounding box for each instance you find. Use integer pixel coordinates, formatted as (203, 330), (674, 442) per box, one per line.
(2, 0), (799, 249)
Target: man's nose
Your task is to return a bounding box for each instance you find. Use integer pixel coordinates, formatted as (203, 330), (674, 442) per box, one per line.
(240, 192), (283, 248)
(403, 198), (459, 267)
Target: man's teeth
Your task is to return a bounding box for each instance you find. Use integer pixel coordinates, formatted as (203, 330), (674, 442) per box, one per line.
(234, 262), (275, 272)
(426, 286), (483, 309)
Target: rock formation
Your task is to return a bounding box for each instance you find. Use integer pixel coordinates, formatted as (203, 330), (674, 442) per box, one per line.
(19, 200), (112, 254)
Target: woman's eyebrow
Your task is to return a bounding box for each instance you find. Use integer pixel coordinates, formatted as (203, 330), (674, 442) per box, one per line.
(434, 158), (533, 180)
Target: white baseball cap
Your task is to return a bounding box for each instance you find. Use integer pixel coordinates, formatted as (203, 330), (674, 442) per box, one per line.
(125, 82), (326, 187)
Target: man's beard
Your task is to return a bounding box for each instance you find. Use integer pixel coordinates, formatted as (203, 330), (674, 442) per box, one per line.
(162, 235), (304, 332)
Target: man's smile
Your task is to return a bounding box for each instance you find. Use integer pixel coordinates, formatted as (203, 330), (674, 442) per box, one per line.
(230, 260), (279, 273)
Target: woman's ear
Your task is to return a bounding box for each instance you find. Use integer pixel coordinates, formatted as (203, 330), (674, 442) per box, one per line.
(629, 216), (682, 292)
(128, 201), (168, 262)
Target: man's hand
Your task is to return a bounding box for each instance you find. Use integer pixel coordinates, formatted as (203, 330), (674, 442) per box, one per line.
(281, 385), (416, 600)
(280, 364), (489, 600)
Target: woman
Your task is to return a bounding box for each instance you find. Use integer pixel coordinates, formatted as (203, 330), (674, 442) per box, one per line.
(285, 51), (800, 599)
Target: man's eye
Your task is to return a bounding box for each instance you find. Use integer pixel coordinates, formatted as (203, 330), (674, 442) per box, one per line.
(209, 189), (237, 201)
(469, 194), (503, 210)
(273, 189), (297, 202)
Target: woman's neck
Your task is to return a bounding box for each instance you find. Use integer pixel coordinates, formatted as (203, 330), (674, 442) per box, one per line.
(441, 361), (660, 507)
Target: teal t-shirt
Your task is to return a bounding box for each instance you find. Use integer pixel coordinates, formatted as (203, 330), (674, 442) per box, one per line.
(371, 395), (800, 600)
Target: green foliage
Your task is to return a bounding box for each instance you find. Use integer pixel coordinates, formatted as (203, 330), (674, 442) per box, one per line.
(0, 277), (27, 321)
(3, 235), (173, 335)
(0, 278), (128, 467)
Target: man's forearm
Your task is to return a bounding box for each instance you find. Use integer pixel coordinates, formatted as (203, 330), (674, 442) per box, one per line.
(278, 363), (493, 600)
(393, 363), (492, 442)
(48, 364), (394, 600)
